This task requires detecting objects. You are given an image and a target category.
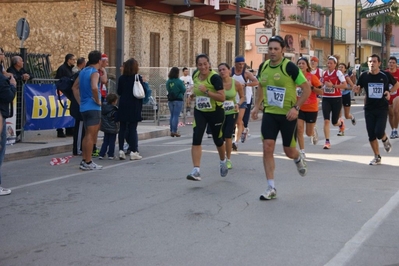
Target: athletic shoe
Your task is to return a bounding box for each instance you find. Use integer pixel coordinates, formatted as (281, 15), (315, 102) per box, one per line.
(232, 142), (238, 151)
(220, 160), (228, 177)
(295, 155), (307, 177)
(226, 160), (232, 169)
(338, 119), (345, 136)
(207, 134), (212, 138)
(383, 138), (392, 153)
(323, 141), (331, 149)
(311, 127), (318, 145)
(351, 115), (356, 125)
(108, 157), (114, 160)
(241, 128), (248, 143)
(246, 128), (251, 137)
(98, 156), (104, 160)
(80, 161), (103, 170)
(130, 151), (142, 160)
(390, 131), (396, 139)
(119, 150), (126, 160)
(186, 168), (201, 181)
(369, 156), (381, 165)
(0, 187), (11, 196)
(260, 186), (277, 200)
(395, 130), (399, 139)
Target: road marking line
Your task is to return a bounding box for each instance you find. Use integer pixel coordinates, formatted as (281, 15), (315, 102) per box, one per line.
(9, 148), (191, 190)
(325, 189), (399, 266)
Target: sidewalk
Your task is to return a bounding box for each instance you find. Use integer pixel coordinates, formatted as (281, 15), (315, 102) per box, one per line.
(5, 123), (170, 162)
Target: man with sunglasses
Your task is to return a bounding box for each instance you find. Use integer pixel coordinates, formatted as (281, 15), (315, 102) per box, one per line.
(251, 35), (311, 201)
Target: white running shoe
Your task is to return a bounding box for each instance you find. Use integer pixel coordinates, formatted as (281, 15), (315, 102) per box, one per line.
(260, 186), (277, 200)
(383, 138), (392, 153)
(295, 155), (307, 177)
(119, 150), (126, 160)
(186, 168), (201, 181)
(311, 127), (318, 145)
(0, 187), (11, 196)
(369, 156), (381, 165)
(130, 151), (142, 160)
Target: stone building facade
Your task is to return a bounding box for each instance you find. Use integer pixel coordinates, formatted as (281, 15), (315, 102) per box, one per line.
(0, 0), (243, 69)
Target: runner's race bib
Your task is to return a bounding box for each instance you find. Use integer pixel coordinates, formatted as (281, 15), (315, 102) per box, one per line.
(324, 86), (335, 94)
(368, 83), (384, 99)
(196, 96), (212, 110)
(223, 100), (235, 111)
(266, 86), (286, 108)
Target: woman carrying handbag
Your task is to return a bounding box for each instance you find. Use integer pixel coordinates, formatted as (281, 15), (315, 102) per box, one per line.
(117, 58), (146, 160)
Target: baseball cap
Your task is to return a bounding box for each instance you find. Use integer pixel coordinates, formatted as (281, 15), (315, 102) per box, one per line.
(310, 56), (319, 62)
(101, 53), (108, 60)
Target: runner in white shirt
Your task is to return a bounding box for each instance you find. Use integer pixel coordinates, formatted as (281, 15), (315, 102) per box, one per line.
(231, 56), (259, 151)
(180, 67), (194, 116)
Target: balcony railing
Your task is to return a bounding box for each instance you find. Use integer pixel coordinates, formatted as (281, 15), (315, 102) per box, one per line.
(219, 0), (265, 11)
(280, 5), (324, 28)
(313, 25), (346, 42)
(361, 30), (382, 43)
(361, 29), (395, 46)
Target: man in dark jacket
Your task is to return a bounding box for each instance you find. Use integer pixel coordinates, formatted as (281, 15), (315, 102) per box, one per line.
(55, 54), (76, 138)
(0, 73), (17, 195)
(7, 56), (32, 140)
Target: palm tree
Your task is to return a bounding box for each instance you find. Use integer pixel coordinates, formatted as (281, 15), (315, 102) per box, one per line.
(366, 3), (399, 64)
(264, 0), (278, 35)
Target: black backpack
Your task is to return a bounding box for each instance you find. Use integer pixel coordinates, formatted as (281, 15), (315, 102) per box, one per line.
(55, 71), (79, 108)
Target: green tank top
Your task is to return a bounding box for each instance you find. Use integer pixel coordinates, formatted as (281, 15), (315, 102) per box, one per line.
(193, 70), (223, 112)
(223, 78), (238, 115)
(259, 58), (306, 115)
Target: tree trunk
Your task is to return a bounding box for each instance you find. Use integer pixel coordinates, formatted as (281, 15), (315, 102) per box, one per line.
(264, 0), (277, 35)
(385, 23), (393, 64)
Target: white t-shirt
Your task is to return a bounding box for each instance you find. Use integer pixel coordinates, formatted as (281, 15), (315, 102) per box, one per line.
(180, 75), (193, 94)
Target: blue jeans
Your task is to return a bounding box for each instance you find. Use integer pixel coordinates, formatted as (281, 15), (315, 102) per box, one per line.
(168, 101), (183, 133)
(0, 116), (7, 184)
(99, 133), (117, 157)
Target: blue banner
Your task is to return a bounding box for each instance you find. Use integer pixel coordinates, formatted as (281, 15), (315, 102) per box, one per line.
(24, 84), (74, 130)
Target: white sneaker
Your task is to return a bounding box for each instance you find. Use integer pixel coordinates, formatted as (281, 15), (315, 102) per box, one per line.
(295, 155), (307, 177)
(79, 161), (103, 170)
(108, 157), (114, 160)
(119, 150), (126, 160)
(130, 151), (142, 160)
(311, 127), (318, 145)
(0, 187), (11, 196)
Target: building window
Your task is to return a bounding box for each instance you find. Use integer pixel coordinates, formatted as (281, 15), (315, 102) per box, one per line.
(202, 39), (210, 55)
(104, 27), (116, 67)
(226, 42), (233, 65)
(150, 32), (160, 67)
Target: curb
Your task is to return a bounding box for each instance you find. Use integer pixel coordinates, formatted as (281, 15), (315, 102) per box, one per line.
(4, 128), (170, 162)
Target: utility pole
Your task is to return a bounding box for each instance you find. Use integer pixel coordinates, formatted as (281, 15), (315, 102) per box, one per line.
(235, 1), (240, 56)
(330, 0), (335, 55)
(116, 0), (125, 82)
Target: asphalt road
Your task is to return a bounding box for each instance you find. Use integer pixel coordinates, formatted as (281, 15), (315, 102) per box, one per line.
(1, 103), (399, 266)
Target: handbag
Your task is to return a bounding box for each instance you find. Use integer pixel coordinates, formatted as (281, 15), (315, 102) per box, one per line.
(133, 74), (145, 99)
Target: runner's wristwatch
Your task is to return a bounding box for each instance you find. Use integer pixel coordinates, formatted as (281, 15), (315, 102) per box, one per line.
(292, 105), (300, 111)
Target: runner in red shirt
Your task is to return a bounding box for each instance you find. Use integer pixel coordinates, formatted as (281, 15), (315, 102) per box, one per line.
(321, 56), (347, 149)
(386, 56), (399, 138)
